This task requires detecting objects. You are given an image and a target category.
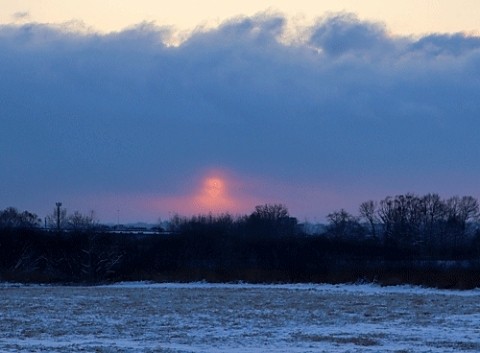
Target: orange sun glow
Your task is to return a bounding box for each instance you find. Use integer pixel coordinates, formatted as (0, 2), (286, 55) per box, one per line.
(204, 177), (224, 198)
(193, 175), (235, 212)
(151, 170), (261, 216)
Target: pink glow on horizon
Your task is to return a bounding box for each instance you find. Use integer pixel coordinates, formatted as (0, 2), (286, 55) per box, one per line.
(72, 169), (262, 222)
(150, 169), (263, 217)
(73, 169), (392, 223)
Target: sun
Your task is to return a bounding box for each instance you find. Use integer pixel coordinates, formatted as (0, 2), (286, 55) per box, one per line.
(204, 177), (224, 198)
(192, 173), (237, 213)
(151, 168), (260, 216)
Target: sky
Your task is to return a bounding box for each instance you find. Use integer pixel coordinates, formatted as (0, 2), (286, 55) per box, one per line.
(1, 1), (480, 223)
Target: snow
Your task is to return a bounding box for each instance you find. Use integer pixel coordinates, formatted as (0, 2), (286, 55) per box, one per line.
(1, 282), (479, 352)
(102, 281), (480, 297)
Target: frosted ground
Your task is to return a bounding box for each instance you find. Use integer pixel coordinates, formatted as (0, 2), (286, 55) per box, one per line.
(1, 282), (480, 352)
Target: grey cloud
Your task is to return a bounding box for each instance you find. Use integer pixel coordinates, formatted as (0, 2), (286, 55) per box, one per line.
(309, 13), (394, 56)
(409, 33), (480, 57)
(1, 13), (480, 219)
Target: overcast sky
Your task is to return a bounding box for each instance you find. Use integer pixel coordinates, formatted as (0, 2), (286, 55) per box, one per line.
(1, 3), (480, 222)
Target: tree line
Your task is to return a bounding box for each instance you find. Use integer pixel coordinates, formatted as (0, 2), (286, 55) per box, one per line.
(1, 193), (480, 288)
(328, 193), (479, 256)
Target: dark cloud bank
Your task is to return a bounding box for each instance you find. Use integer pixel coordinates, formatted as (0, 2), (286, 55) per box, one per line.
(1, 13), (480, 221)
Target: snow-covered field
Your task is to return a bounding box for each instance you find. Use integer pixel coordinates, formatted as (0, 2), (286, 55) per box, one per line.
(1, 282), (480, 353)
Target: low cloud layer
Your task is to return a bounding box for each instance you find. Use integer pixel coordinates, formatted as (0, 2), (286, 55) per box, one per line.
(1, 13), (480, 221)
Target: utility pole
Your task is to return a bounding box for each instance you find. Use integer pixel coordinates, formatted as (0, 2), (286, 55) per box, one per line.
(56, 202), (62, 231)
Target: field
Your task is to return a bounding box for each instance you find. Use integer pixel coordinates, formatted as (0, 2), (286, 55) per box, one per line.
(1, 282), (480, 353)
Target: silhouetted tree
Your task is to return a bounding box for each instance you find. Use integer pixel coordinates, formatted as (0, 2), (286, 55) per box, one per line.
(68, 210), (98, 231)
(167, 214), (186, 233)
(418, 193), (446, 252)
(326, 209), (362, 238)
(378, 194), (422, 246)
(359, 200), (378, 237)
(445, 196), (479, 252)
(0, 207), (40, 229)
(247, 204), (297, 237)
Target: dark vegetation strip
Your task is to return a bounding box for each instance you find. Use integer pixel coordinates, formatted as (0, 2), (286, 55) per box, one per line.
(1, 195), (480, 289)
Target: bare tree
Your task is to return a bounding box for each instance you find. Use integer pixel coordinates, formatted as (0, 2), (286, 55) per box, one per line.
(458, 196), (479, 224)
(327, 209), (361, 238)
(418, 193), (446, 251)
(0, 207), (40, 229)
(377, 194), (423, 246)
(68, 210), (98, 231)
(378, 196), (395, 240)
(251, 204), (290, 221)
(359, 200), (377, 237)
(248, 204), (297, 237)
(445, 196), (479, 251)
